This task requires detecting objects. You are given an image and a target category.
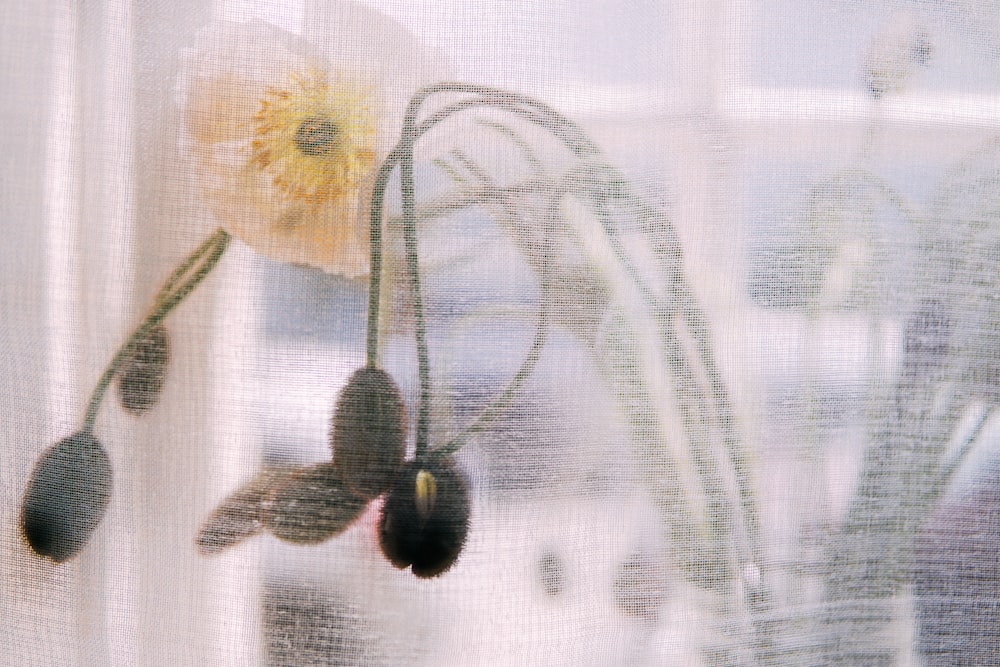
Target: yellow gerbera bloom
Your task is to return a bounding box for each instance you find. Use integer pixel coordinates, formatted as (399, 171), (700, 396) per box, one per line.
(181, 7), (449, 276)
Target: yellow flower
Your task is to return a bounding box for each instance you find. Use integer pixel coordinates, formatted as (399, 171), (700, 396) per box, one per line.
(181, 8), (450, 276)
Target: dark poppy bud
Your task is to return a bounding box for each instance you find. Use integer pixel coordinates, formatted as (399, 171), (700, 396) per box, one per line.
(20, 430), (112, 563)
(330, 366), (406, 499)
(117, 324), (171, 415)
(196, 468), (290, 555)
(378, 459), (470, 578)
(262, 463), (368, 544)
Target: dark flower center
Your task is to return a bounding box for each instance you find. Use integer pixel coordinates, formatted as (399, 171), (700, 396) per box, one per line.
(294, 117), (340, 156)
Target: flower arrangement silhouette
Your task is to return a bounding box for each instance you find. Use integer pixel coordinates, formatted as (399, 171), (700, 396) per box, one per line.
(16, 27), (595, 577)
(18, 8), (759, 639)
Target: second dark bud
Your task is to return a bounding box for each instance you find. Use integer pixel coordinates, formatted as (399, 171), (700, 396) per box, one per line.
(330, 366), (406, 499)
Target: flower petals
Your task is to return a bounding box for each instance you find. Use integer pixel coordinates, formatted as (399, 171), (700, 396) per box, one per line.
(262, 462), (368, 544)
(180, 8), (451, 275)
(196, 467), (290, 555)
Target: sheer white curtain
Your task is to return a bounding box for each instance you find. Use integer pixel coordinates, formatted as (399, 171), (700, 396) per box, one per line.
(5, 1), (1000, 665)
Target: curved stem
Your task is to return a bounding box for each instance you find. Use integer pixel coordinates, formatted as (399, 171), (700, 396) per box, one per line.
(397, 117), (433, 461)
(431, 170), (554, 460)
(432, 305), (549, 461)
(155, 230), (230, 305)
(366, 82), (600, 361)
(365, 84), (652, 464)
(408, 83), (600, 158)
(82, 229), (230, 430)
(370, 84), (647, 464)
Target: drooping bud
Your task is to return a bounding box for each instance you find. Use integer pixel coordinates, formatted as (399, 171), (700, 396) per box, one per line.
(20, 431), (112, 563)
(117, 324), (171, 415)
(262, 463), (368, 544)
(378, 459), (470, 578)
(330, 366), (406, 499)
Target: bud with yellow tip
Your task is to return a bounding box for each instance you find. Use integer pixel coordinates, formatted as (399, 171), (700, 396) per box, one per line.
(378, 459), (469, 578)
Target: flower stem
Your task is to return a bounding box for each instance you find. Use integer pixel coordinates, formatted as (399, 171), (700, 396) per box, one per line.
(431, 185), (554, 461)
(409, 83), (600, 158)
(82, 228), (230, 431)
(155, 229), (229, 304)
(432, 298), (549, 462)
(364, 84), (606, 462)
(366, 151), (395, 369)
(398, 117), (433, 461)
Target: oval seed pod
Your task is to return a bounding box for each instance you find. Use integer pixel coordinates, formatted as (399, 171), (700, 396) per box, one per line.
(262, 463), (368, 544)
(378, 459), (470, 578)
(20, 431), (113, 563)
(117, 324), (171, 415)
(330, 366), (406, 499)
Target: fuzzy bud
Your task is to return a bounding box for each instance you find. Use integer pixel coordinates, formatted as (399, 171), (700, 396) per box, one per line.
(20, 431), (112, 563)
(117, 325), (171, 415)
(378, 459), (470, 578)
(330, 366), (406, 499)
(537, 551), (566, 596)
